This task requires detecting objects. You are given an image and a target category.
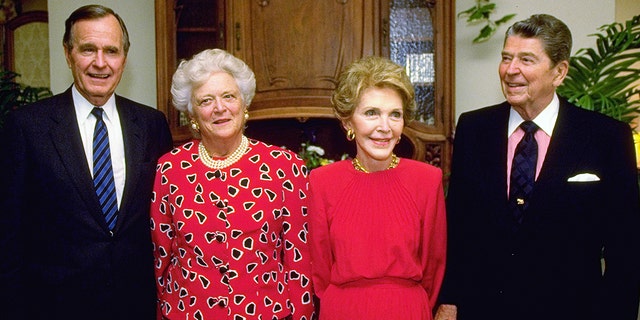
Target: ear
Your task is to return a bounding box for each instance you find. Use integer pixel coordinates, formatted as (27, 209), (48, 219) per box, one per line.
(64, 47), (72, 68)
(552, 60), (569, 87)
(341, 119), (352, 132)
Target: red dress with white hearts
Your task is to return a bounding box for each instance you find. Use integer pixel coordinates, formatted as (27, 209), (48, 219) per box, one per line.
(151, 139), (315, 320)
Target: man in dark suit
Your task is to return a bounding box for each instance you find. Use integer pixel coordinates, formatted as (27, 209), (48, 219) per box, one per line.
(0, 5), (173, 319)
(435, 14), (640, 320)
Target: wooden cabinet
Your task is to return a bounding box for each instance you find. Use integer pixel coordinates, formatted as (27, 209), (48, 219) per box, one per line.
(155, 0), (454, 175)
(228, 0), (384, 120)
(155, 0), (226, 143)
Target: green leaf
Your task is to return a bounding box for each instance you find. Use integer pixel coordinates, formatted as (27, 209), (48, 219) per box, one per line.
(473, 25), (496, 43)
(558, 15), (640, 125)
(495, 14), (516, 26)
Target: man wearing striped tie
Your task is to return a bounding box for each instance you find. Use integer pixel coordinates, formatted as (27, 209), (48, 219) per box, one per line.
(0, 5), (173, 319)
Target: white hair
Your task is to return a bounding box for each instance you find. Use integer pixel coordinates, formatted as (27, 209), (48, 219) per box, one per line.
(170, 48), (256, 114)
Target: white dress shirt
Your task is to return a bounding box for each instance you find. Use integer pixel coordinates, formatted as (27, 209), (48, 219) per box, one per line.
(73, 86), (126, 209)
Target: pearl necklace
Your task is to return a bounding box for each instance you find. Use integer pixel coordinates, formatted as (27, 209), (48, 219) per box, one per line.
(198, 135), (249, 169)
(352, 154), (399, 173)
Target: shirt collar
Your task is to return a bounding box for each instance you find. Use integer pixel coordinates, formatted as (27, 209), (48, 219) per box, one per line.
(508, 93), (559, 137)
(72, 85), (117, 122)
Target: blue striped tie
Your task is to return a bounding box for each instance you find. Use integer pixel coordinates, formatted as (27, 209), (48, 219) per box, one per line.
(92, 107), (118, 230)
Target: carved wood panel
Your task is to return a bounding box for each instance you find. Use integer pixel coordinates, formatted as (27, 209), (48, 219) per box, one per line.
(228, 0), (383, 119)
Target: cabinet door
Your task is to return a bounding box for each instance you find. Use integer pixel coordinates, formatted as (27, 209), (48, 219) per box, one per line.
(228, 0), (384, 119)
(384, 0), (455, 171)
(155, 0), (226, 144)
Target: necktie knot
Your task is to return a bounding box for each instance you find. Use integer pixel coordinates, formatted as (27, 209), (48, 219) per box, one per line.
(520, 120), (539, 135)
(91, 107), (104, 120)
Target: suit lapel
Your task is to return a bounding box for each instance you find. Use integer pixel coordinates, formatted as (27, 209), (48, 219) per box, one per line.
(521, 99), (589, 227)
(486, 104), (512, 230)
(49, 89), (108, 228)
(116, 97), (144, 230)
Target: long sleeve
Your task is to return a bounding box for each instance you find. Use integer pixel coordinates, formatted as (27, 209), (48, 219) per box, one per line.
(150, 158), (174, 298)
(307, 171), (332, 299)
(598, 121), (640, 319)
(420, 174), (447, 309)
(0, 111), (27, 317)
(281, 159), (315, 320)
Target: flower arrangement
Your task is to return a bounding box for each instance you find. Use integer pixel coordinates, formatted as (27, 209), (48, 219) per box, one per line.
(298, 141), (348, 170)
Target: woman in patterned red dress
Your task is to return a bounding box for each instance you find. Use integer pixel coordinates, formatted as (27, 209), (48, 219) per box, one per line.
(308, 56), (447, 319)
(151, 49), (315, 320)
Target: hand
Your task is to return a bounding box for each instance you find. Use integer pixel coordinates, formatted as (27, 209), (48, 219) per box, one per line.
(434, 304), (457, 320)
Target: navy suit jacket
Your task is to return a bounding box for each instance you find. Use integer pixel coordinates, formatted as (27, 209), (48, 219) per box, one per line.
(0, 88), (173, 319)
(440, 97), (640, 320)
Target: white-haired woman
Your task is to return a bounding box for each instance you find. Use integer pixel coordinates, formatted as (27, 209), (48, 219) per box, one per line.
(151, 49), (315, 320)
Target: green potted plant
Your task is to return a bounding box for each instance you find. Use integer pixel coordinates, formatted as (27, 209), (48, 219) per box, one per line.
(557, 15), (640, 126)
(0, 70), (52, 128)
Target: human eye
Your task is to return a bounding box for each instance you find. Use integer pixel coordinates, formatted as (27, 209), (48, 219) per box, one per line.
(363, 108), (378, 117)
(521, 56), (536, 64)
(78, 45), (96, 55)
(196, 97), (213, 107)
(105, 47), (120, 55)
(390, 110), (403, 119)
(222, 93), (237, 101)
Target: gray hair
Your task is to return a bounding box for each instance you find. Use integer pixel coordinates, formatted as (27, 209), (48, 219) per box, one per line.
(171, 49), (256, 114)
(505, 14), (572, 66)
(63, 4), (130, 55)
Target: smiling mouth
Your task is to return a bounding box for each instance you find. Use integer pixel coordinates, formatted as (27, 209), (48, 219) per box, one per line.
(213, 119), (230, 124)
(505, 80), (526, 88)
(371, 138), (392, 145)
(89, 73), (110, 79)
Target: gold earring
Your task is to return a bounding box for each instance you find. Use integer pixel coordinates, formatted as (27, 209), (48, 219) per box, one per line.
(244, 110), (249, 120)
(346, 128), (355, 141)
(396, 136), (401, 145)
(190, 119), (200, 132)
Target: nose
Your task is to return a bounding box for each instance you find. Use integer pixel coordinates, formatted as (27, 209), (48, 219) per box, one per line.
(211, 97), (224, 113)
(94, 50), (106, 68)
(377, 116), (392, 133)
(505, 60), (520, 75)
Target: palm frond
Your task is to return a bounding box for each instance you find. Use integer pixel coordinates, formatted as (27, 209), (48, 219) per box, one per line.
(558, 15), (640, 124)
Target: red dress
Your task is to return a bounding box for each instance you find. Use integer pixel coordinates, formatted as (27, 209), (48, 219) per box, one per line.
(151, 139), (315, 320)
(308, 159), (446, 320)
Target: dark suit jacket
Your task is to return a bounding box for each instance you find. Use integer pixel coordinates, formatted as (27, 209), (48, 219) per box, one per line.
(439, 97), (640, 320)
(0, 88), (173, 319)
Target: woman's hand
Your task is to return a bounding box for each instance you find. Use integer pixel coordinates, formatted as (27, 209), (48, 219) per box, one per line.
(434, 304), (457, 320)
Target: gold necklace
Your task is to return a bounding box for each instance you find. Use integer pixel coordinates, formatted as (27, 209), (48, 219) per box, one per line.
(352, 154), (399, 173)
(198, 135), (249, 169)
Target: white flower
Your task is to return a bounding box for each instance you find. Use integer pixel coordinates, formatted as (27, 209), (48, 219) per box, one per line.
(306, 145), (325, 156)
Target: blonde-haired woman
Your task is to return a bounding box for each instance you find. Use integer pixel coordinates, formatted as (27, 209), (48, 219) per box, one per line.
(309, 56), (446, 319)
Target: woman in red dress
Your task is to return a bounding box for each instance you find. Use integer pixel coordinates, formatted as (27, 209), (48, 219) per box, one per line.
(151, 49), (315, 320)
(308, 56), (447, 319)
